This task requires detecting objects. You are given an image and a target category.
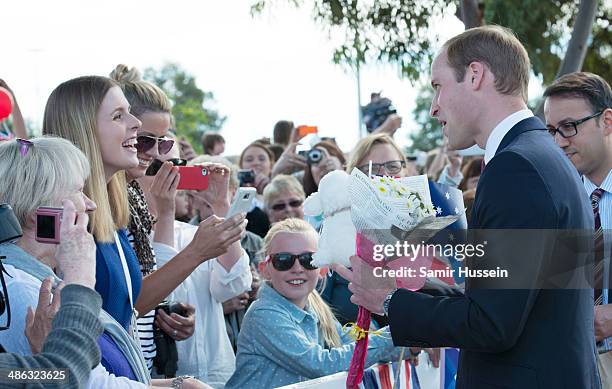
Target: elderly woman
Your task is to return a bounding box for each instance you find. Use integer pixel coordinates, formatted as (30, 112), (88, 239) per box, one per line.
(0, 137), (210, 388)
(262, 174), (305, 224)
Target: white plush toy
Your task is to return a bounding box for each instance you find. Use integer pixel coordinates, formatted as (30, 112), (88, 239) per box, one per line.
(303, 170), (356, 268)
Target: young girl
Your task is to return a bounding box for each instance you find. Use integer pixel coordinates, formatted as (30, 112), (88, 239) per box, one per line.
(226, 218), (402, 389)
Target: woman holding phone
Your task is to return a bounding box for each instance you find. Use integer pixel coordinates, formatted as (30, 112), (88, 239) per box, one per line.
(42, 76), (247, 380)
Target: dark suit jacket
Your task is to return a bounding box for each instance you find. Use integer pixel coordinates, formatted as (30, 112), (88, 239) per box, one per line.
(387, 116), (600, 388)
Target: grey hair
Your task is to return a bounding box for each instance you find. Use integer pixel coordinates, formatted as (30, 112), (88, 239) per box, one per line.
(263, 174), (305, 210)
(0, 136), (90, 228)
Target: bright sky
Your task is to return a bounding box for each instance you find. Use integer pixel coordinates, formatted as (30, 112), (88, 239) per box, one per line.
(1, 0), (538, 156)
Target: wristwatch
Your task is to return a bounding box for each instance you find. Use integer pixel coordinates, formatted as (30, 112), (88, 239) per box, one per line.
(383, 288), (399, 316)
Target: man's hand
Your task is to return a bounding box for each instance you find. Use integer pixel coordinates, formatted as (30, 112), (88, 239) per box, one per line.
(55, 199), (96, 287)
(187, 214), (247, 262)
(222, 292), (250, 315)
(25, 278), (64, 354)
(334, 256), (396, 315)
(595, 304), (612, 342)
(271, 143), (307, 177)
(156, 303), (196, 341)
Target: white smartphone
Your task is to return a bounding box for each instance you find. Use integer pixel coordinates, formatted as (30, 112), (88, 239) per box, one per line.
(226, 187), (257, 218)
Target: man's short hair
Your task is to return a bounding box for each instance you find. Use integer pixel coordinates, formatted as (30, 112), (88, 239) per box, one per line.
(443, 25), (530, 102)
(273, 120), (294, 145)
(543, 72), (612, 114)
(201, 132), (225, 155)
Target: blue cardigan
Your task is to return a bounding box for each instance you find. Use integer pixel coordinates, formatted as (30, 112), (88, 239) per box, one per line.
(95, 229), (143, 330)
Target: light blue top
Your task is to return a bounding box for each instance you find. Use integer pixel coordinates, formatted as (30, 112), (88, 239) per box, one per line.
(225, 283), (401, 389)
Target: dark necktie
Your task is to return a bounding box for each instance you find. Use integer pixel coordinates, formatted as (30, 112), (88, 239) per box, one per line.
(592, 188), (605, 305)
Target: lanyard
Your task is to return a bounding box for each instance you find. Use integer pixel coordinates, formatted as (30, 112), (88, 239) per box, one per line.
(114, 232), (139, 339)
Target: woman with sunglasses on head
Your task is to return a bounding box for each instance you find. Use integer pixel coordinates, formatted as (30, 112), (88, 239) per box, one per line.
(110, 65), (198, 375)
(263, 175), (305, 224)
(226, 218), (405, 389)
(43, 76), (244, 386)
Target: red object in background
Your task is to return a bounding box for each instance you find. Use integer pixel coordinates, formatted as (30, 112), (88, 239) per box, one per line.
(0, 87), (13, 121)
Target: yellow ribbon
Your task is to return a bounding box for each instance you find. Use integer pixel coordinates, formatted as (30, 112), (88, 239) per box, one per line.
(342, 322), (387, 341)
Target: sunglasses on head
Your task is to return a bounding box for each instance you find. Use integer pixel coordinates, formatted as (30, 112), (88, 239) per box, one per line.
(135, 135), (174, 155)
(266, 252), (317, 271)
(270, 199), (303, 211)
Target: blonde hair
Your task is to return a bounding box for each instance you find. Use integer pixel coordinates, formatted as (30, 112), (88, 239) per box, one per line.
(0, 137), (90, 229)
(189, 155), (239, 191)
(444, 25), (530, 102)
(42, 76), (128, 242)
(263, 218), (342, 348)
(263, 175), (305, 210)
(110, 64), (172, 117)
(346, 133), (407, 173)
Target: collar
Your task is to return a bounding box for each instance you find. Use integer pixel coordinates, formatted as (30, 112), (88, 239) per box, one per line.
(584, 170), (612, 196)
(259, 282), (315, 323)
(484, 109), (534, 165)
(0, 243), (59, 283)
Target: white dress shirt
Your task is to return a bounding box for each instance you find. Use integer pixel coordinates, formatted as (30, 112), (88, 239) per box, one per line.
(153, 221), (252, 388)
(484, 109), (534, 165)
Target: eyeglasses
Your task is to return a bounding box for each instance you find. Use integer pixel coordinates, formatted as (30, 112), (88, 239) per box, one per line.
(270, 199), (303, 211)
(135, 135), (175, 155)
(266, 252), (317, 271)
(357, 160), (406, 176)
(547, 111), (603, 139)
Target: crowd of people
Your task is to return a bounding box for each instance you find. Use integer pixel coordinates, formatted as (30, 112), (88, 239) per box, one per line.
(0, 24), (610, 389)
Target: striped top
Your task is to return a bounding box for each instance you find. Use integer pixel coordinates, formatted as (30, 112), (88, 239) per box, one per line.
(584, 170), (612, 293)
(127, 230), (157, 372)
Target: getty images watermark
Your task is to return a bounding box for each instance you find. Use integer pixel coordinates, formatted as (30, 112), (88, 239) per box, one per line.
(371, 240), (510, 279)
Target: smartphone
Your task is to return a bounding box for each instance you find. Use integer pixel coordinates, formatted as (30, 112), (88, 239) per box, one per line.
(177, 166), (209, 190)
(237, 169), (255, 186)
(297, 125), (318, 137)
(145, 158), (187, 176)
(226, 187), (257, 218)
(35, 207), (63, 244)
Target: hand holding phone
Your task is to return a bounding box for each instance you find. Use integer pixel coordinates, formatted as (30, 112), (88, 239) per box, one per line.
(226, 187), (257, 218)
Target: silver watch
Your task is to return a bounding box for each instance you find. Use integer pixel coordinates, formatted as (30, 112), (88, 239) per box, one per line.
(383, 288), (398, 316)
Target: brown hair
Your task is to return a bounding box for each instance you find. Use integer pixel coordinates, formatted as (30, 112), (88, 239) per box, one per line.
(543, 72), (612, 114)
(238, 141), (275, 170)
(201, 132), (225, 154)
(262, 218), (341, 348)
(273, 120), (294, 145)
(303, 140), (346, 196)
(459, 156), (483, 191)
(43, 76), (128, 242)
(443, 25), (530, 102)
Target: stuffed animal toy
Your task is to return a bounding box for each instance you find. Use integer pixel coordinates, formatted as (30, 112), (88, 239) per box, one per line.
(303, 170), (356, 268)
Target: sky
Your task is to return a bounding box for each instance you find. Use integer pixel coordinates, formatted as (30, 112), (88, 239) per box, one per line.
(1, 1), (539, 155)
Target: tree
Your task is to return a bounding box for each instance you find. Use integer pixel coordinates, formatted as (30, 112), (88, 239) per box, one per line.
(406, 85), (443, 152)
(252, 0), (609, 151)
(144, 63), (226, 153)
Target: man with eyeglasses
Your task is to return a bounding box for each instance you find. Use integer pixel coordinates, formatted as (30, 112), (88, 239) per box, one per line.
(544, 72), (612, 385)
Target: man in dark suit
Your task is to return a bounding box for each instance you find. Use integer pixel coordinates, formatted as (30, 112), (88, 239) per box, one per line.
(336, 26), (600, 388)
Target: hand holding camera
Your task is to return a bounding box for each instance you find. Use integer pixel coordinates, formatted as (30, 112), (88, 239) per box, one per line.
(271, 143), (307, 177)
(155, 301), (196, 341)
(54, 199), (96, 288)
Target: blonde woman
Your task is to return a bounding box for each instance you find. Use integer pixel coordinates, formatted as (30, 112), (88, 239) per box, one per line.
(42, 76), (246, 381)
(226, 219), (403, 389)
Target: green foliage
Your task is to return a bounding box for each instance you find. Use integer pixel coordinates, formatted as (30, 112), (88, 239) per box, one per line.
(406, 85), (443, 152)
(143, 63), (225, 154)
(582, 6), (612, 82)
